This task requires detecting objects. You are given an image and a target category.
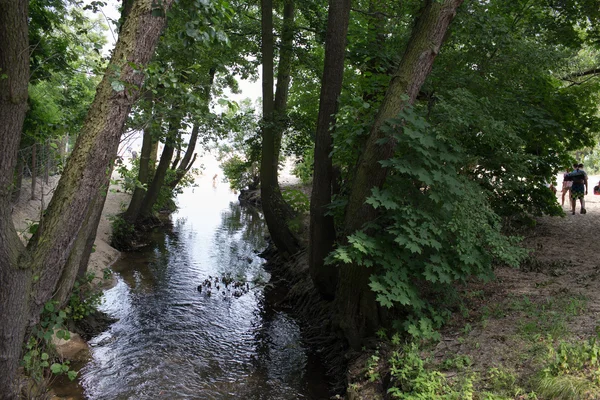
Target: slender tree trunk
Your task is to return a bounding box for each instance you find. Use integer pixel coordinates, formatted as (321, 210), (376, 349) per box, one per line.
(169, 68), (215, 190)
(308, 0), (351, 299)
(31, 143), (37, 200)
(149, 139), (159, 167)
(171, 132), (182, 169)
(169, 124), (199, 189)
(260, 0), (301, 256)
(137, 126), (176, 220)
(0, 0), (172, 395)
(335, 0), (464, 349)
(44, 142), (50, 184)
(12, 157), (24, 204)
(123, 122), (154, 223)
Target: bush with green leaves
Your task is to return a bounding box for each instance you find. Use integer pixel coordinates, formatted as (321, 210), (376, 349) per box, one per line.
(115, 156), (142, 194)
(67, 272), (103, 321)
(331, 107), (528, 335)
(386, 341), (475, 399)
(220, 154), (259, 191)
(22, 301), (77, 385)
(291, 147), (314, 184)
(110, 215), (135, 250)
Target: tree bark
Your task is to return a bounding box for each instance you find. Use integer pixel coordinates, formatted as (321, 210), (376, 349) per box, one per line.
(169, 68), (216, 190)
(260, 0), (302, 257)
(170, 131), (182, 169)
(12, 157), (24, 204)
(0, 0), (32, 395)
(31, 143), (37, 200)
(137, 126), (176, 220)
(169, 124), (199, 189)
(308, 0), (351, 299)
(0, 0), (172, 395)
(335, 0), (463, 349)
(123, 121), (155, 223)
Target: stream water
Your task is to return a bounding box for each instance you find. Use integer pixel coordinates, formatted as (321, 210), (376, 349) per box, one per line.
(72, 177), (328, 399)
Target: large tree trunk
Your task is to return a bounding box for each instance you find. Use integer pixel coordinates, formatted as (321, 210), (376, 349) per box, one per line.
(0, 0), (172, 395)
(0, 1), (33, 395)
(260, 0), (301, 257)
(308, 0), (351, 299)
(335, 0), (463, 349)
(54, 188), (109, 305)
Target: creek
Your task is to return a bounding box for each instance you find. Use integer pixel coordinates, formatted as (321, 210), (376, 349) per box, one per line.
(67, 176), (329, 399)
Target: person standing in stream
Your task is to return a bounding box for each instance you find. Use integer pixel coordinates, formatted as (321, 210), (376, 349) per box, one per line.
(567, 163), (588, 215)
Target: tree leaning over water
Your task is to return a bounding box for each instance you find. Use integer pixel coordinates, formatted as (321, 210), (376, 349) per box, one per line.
(0, 0), (173, 396)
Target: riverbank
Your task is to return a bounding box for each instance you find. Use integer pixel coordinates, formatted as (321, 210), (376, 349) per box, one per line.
(342, 188), (600, 398)
(11, 174), (130, 399)
(12, 174), (129, 287)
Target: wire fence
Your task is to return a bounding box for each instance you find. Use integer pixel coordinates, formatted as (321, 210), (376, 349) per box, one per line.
(11, 137), (70, 204)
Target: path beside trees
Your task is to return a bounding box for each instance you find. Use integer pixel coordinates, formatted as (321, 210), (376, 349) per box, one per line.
(433, 181), (600, 395)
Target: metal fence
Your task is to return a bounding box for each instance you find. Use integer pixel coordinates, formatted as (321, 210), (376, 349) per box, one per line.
(11, 137), (70, 203)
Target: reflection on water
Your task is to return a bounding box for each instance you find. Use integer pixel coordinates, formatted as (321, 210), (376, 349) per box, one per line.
(78, 179), (328, 399)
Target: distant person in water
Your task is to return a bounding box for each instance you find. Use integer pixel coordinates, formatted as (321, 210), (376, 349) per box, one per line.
(566, 163), (587, 215)
(561, 171), (573, 207)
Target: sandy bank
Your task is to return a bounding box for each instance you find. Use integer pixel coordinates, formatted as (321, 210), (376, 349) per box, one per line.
(11, 174), (130, 288)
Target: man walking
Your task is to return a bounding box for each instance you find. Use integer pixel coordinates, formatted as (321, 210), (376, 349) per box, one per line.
(567, 163), (587, 215)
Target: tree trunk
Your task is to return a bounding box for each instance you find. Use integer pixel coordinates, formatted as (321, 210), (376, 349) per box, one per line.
(150, 139), (159, 167)
(308, 0), (351, 299)
(169, 124), (199, 189)
(44, 142), (50, 184)
(137, 126), (176, 220)
(169, 68), (215, 190)
(54, 188), (109, 305)
(170, 131), (182, 170)
(123, 122), (155, 223)
(0, 0), (172, 395)
(12, 157), (24, 204)
(31, 143), (37, 200)
(335, 0), (463, 349)
(0, 0), (31, 394)
(260, 0), (301, 257)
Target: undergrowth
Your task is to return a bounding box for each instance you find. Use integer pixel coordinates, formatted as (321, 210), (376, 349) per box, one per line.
(350, 292), (600, 399)
(21, 272), (107, 395)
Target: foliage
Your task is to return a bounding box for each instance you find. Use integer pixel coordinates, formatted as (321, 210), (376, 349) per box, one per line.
(22, 301), (77, 384)
(220, 153), (259, 191)
(386, 342), (475, 399)
(67, 272), (103, 321)
(115, 157), (143, 194)
(330, 107), (528, 335)
(532, 335), (600, 399)
(23, 5), (107, 146)
(281, 188), (309, 214)
(110, 215), (136, 251)
(291, 146), (314, 184)
(426, 0), (600, 220)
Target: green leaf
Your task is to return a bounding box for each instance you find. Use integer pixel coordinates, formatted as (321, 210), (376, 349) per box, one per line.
(68, 370), (78, 381)
(111, 81), (125, 92)
(50, 363), (63, 374)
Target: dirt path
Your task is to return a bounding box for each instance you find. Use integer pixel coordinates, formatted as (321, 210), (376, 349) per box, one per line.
(500, 179), (600, 337)
(426, 177), (600, 396)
